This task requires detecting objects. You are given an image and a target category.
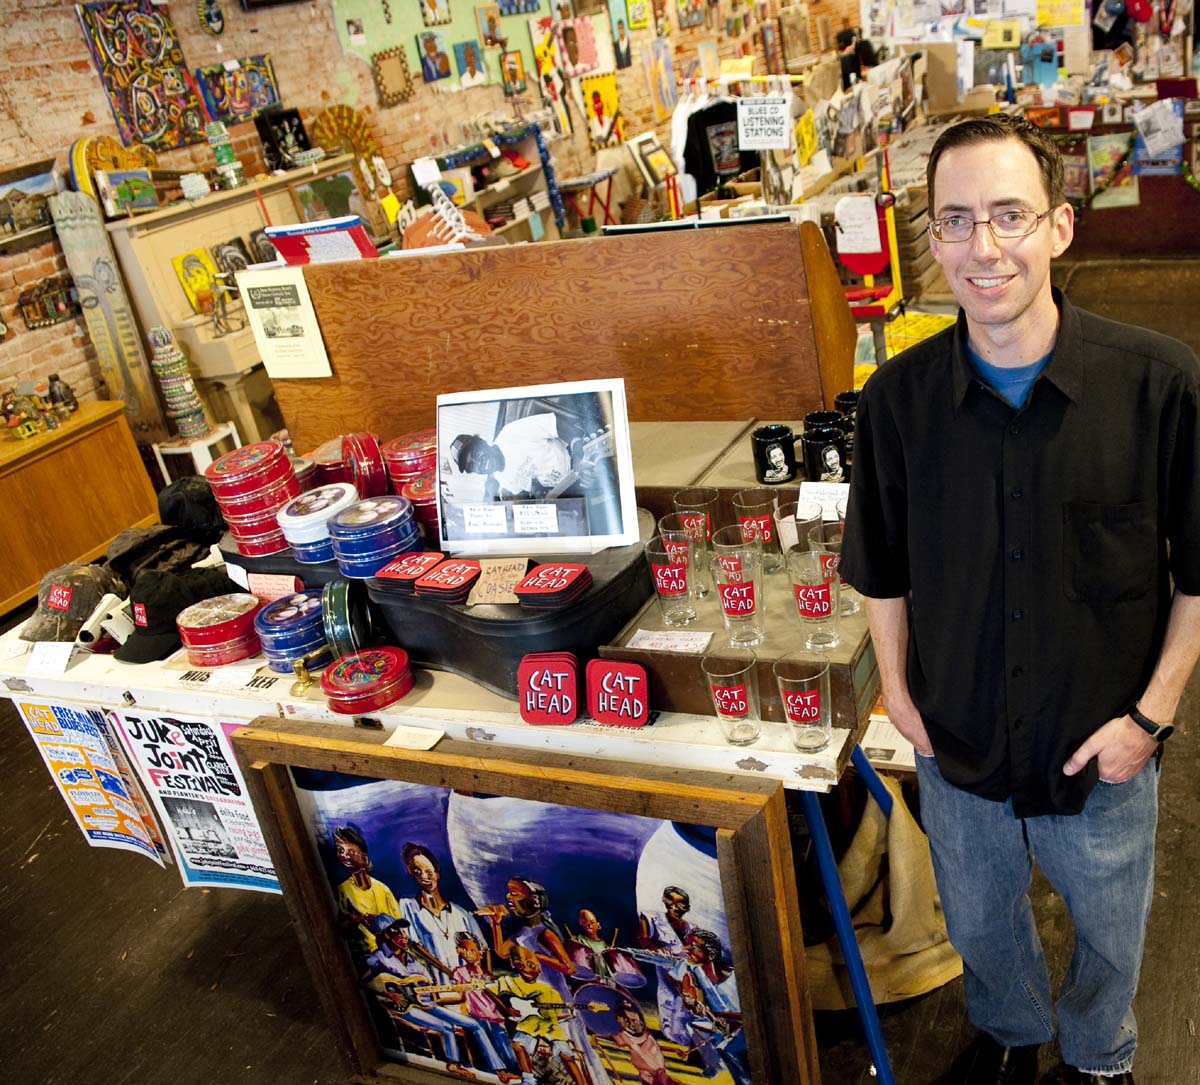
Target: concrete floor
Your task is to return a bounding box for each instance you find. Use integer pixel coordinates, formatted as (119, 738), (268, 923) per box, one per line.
(2, 266), (1198, 1084)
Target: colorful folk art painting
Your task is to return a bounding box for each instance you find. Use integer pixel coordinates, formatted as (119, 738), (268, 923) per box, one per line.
(293, 768), (747, 1085)
(582, 71), (624, 150)
(76, 0), (209, 149)
(195, 54), (280, 124)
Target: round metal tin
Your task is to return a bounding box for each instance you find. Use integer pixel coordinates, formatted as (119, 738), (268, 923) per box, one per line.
(263, 642), (333, 674)
(204, 440), (291, 497)
(322, 578), (373, 658)
(291, 537), (337, 564)
(185, 632), (262, 668)
(328, 497), (415, 552)
(342, 432), (388, 498)
(320, 647), (413, 714)
(254, 591), (326, 647)
(291, 455), (317, 491)
(177, 593), (263, 647)
(381, 428), (436, 465)
(276, 483), (360, 543)
(333, 533), (423, 579)
(217, 473), (302, 517)
(400, 467), (437, 509)
(311, 435), (351, 485)
(231, 532), (290, 558)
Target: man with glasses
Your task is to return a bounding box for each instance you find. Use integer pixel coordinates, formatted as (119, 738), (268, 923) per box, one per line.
(841, 113), (1200, 1085)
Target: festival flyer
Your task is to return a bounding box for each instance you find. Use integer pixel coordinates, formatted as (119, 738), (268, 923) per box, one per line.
(16, 700), (164, 864)
(112, 712), (280, 893)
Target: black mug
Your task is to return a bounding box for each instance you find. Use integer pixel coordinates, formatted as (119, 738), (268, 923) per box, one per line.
(802, 426), (848, 483)
(834, 389), (861, 420)
(750, 423), (799, 484)
(804, 409), (850, 435)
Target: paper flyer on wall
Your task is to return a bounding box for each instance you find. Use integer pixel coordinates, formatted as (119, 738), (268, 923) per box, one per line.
(112, 712), (280, 893)
(235, 265), (333, 380)
(15, 700), (165, 864)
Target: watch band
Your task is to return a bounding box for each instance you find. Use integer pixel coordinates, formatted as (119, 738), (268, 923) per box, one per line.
(1128, 704), (1175, 743)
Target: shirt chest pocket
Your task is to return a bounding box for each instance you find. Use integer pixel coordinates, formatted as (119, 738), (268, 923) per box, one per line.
(1062, 501), (1156, 605)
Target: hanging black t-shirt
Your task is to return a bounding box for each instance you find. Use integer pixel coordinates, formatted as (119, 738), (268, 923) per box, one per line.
(682, 101), (759, 196)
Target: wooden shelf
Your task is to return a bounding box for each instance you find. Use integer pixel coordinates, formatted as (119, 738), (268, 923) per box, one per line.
(471, 163), (542, 207)
(493, 206), (552, 235)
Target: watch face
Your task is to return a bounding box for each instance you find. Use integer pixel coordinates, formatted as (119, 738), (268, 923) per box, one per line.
(1155, 724), (1174, 743)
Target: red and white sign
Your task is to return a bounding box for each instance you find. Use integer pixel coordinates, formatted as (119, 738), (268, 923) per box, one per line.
(794, 582), (833, 619)
(718, 581), (756, 616)
(716, 554), (743, 581)
(417, 560), (482, 590)
(377, 551), (444, 581)
(132, 602), (148, 628)
(586, 660), (648, 727)
(783, 688), (822, 723)
(679, 512), (710, 541)
(651, 562), (688, 596)
(47, 584), (73, 611)
(710, 682), (749, 715)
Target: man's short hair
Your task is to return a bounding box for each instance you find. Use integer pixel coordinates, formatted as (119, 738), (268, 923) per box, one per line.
(927, 112), (1065, 213)
(402, 841), (440, 872)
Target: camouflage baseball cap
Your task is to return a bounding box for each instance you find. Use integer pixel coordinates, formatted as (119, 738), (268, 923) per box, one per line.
(21, 564), (126, 643)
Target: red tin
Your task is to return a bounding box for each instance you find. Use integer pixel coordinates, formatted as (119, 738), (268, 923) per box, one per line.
(177, 593), (263, 647)
(204, 441), (292, 499)
(320, 647), (414, 714)
(311, 436), (351, 485)
(290, 455), (317, 491)
(185, 631), (262, 668)
(217, 472), (302, 517)
(342, 432), (388, 498)
(381, 428), (437, 466)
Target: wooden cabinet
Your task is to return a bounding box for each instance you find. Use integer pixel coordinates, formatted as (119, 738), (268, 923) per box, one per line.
(105, 155), (355, 442)
(0, 401), (157, 613)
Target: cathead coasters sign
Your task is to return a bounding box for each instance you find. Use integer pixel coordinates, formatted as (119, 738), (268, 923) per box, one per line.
(111, 713), (280, 893)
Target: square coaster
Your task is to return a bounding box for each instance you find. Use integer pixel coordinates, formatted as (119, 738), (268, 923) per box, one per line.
(518, 653), (580, 725)
(586, 659), (649, 727)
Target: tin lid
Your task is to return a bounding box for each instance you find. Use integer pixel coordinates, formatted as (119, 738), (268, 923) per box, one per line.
(322, 577), (373, 657)
(253, 590), (326, 640)
(310, 436), (348, 467)
(205, 440), (290, 491)
(329, 497), (414, 538)
(381, 428), (437, 464)
(276, 483), (360, 534)
(320, 647), (411, 698)
(343, 432), (388, 498)
(176, 592), (262, 645)
(290, 455), (316, 481)
(400, 467), (437, 505)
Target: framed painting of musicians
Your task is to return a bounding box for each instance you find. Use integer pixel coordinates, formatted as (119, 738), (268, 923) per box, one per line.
(232, 719), (817, 1085)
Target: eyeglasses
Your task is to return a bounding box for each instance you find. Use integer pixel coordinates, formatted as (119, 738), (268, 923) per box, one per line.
(928, 208), (1055, 243)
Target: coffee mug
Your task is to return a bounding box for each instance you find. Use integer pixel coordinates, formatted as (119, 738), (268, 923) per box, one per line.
(750, 424), (800, 484)
(804, 410), (851, 435)
(801, 426), (848, 483)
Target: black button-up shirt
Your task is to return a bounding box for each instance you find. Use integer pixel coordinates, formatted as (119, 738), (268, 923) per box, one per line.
(840, 291), (1200, 816)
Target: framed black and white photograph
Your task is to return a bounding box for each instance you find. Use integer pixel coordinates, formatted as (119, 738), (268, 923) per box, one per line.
(436, 379), (638, 556)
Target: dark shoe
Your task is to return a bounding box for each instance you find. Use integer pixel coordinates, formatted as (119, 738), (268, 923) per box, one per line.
(1040, 1066), (1134, 1085)
(948, 1033), (1041, 1084)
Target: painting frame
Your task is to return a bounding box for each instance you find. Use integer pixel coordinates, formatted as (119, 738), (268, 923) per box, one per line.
(371, 46), (416, 108)
(231, 716), (818, 1085)
(0, 158), (61, 246)
(288, 165), (366, 223)
(626, 131), (677, 188)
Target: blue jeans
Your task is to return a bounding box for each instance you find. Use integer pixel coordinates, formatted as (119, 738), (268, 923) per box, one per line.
(915, 752), (1158, 1075)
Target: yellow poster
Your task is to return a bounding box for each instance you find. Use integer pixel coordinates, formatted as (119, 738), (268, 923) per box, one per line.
(1037, 0), (1086, 28)
(981, 19), (1022, 49)
(581, 72), (624, 149)
(795, 109), (817, 166)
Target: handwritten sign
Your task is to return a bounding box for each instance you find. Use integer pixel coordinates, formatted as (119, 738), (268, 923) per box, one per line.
(468, 558), (532, 605)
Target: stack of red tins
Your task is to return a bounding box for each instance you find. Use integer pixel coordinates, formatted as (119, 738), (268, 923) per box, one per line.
(382, 428), (437, 495)
(176, 593), (263, 667)
(400, 466), (440, 539)
(204, 441), (300, 556)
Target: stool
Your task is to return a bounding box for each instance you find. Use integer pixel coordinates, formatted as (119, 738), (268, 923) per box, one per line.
(151, 420), (242, 480)
(558, 167), (620, 230)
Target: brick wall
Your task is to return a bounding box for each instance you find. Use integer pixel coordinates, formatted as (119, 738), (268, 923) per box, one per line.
(0, 0), (858, 407)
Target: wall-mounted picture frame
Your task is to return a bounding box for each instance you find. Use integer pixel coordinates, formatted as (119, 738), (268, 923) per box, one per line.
(0, 158), (60, 247)
(371, 46), (416, 107)
(288, 166), (366, 223)
(232, 717), (818, 1085)
(436, 378), (638, 556)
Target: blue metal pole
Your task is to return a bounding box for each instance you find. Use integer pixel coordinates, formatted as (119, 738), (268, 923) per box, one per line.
(798, 788), (895, 1084)
(852, 744), (894, 817)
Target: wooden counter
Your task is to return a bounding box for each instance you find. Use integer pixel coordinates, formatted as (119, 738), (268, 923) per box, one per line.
(1, 400), (158, 613)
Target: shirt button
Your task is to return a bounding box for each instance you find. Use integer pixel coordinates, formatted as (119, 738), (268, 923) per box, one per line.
(1012, 608), (1023, 620)
(1013, 718), (1024, 729)
(1010, 486), (1023, 499)
(1012, 665), (1024, 678)
(1010, 547), (1024, 560)
(1010, 423), (1022, 436)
